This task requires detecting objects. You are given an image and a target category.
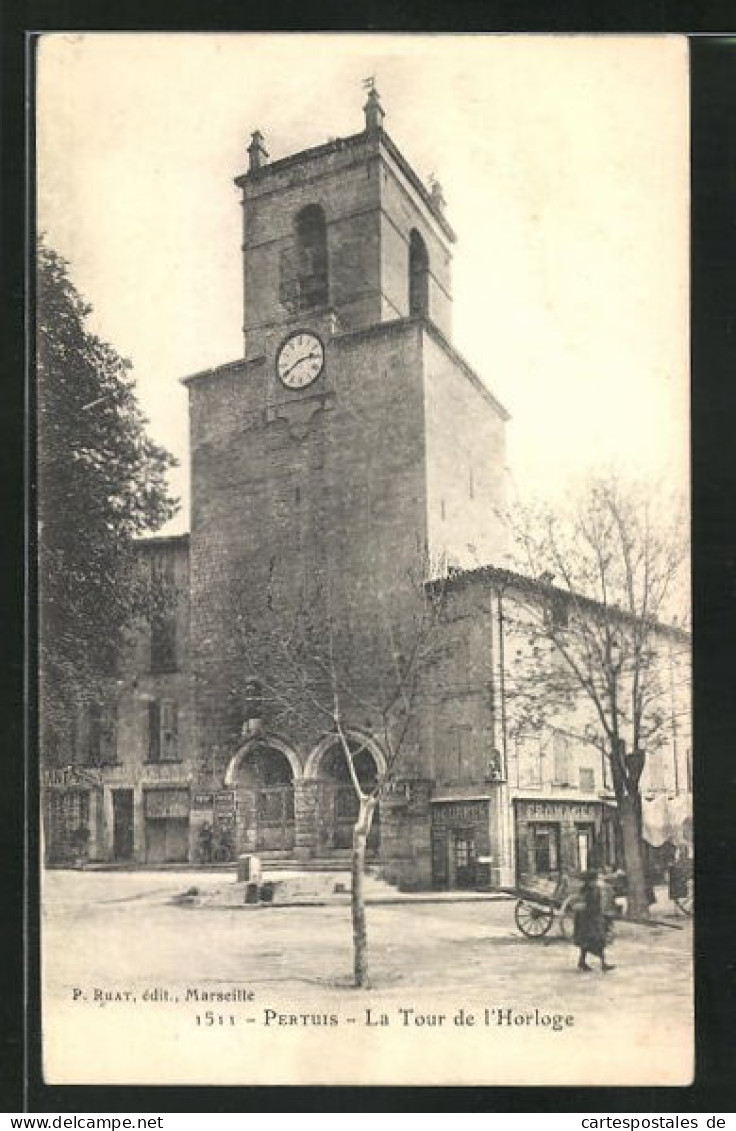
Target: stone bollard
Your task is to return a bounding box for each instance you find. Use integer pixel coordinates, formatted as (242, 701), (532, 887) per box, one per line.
(244, 881), (260, 904)
(237, 854), (262, 884)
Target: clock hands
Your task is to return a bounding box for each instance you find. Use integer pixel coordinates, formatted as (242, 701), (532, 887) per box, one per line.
(281, 351), (321, 379)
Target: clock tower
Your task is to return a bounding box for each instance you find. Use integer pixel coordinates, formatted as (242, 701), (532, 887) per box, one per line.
(182, 88), (510, 870)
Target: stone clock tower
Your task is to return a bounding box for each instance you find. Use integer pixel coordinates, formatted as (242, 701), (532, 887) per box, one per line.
(182, 88), (510, 871)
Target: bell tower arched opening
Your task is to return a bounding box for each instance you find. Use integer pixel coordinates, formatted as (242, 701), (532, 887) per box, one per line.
(409, 228), (429, 317)
(296, 203), (328, 312)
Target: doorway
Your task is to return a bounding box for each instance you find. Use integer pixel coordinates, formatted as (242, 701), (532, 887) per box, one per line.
(146, 818), (189, 864)
(575, 823), (596, 873)
(112, 789), (134, 861)
(531, 823), (560, 876)
(451, 831), (477, 888)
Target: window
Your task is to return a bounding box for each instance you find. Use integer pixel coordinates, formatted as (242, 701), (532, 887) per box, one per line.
(454, 835), (473, 870)
(552, 732), (572, 786)
(517, 733), (542, 788)
(532, 824), (560, 874)
(148, 699), (179, 762)
(296, 205), (328, 311)
(87, 702), (117, 765)
(49, 789), (89, 831)
(579, 767), (595, 792)
(150, 551), (177, 672)
(545, 596), (569, 629)
(161, 699), (178, 761)
(151, 612), (177, 672)
(409, 229), (429, 316)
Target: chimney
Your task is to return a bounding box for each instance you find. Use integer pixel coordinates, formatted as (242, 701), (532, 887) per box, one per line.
(247, 130), (269, 173)
(363, 85), (385, 134)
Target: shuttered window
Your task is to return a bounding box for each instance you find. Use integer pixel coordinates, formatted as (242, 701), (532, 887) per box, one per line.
(161, 699), (178, 761)
(552, 732), (572, 785)
(148, 701), (160, 761)
(148, 699), (179, 762)
(87, 702), (117, 765)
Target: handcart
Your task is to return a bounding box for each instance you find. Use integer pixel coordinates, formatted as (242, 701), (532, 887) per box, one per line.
(504, 872), (626, 940)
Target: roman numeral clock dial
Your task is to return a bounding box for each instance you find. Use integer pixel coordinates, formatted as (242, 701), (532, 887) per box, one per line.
(276, 331), (325, 390)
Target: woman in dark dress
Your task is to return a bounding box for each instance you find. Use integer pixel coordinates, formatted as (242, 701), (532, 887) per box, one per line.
(574, 870), (615, 973)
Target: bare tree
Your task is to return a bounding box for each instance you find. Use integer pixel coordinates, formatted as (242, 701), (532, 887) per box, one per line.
(224, 556), (448, 987)
(501, 476), (689, 917)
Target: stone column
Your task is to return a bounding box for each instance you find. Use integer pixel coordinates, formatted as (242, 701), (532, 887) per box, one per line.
(379, 780), (433, 890)
(234, 788), (257, 854)
(293, 780), (321, 859)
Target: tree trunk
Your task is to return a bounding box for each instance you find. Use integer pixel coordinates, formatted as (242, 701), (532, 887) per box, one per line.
(618, 792), (649, 918)
(351, 796), (376, 988)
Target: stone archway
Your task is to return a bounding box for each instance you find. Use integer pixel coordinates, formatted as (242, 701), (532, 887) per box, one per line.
(225, 736), (302, 855)
(305, 731), (385, 854)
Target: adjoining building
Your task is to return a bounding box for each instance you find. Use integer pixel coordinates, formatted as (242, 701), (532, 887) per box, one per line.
(42, 89), (691, 889)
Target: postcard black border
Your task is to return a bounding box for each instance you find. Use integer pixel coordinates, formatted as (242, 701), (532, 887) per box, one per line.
(3, 6), (736, 1115)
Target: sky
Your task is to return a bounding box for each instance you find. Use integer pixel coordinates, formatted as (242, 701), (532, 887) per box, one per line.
(36, 34), (690, 536)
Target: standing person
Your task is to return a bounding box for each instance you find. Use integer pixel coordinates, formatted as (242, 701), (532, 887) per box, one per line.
(668, 845), (692, 903)
(573, 869), (616, 973)
(198, 821), (213, 865)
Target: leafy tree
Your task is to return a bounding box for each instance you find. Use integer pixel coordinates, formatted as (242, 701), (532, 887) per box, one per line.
(37, 241), (178, 763)
(501, 476), (689, 917)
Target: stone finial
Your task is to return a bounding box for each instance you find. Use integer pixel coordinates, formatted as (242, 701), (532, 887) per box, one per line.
(428, 175), (446, 213)
(247, 130), (269, 173)
(363, 81), (385, 134)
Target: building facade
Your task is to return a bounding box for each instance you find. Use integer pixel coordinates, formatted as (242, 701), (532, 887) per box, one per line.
(42, 90), (691, 889)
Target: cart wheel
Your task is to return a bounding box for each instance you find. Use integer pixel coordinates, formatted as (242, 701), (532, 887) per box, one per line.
(674, 879), (694, 917)
(559, 897), (576, 939)
(515, 899), (554, 938)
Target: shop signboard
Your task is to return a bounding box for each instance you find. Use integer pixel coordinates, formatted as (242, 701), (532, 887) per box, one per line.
(144, 788), (190, 819)
(431, 800), (488, 829)
(42, 765), (102, 789)
(515, 800), (601, 822)
(192, 792), (215, 810)
(213, 788), (236, 840)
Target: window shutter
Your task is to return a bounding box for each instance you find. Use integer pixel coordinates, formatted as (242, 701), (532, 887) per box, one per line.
(148, 700), (161, 762)
(553, 732), (571, 785)
(87, 702), (101, 764)
(161, 699), (178, 760)
(101, 704), (117, 762)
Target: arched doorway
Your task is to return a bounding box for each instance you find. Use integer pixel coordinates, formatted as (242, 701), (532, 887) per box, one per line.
(307, 734), (383, 855)
(225, 739), (299, 855)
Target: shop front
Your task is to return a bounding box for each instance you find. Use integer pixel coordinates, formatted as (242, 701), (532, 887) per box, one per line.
(431, 798), (491, 890)
(513, 798), (616, 886)
(43, 765), (104, 866)
(143, 786), (191, 864)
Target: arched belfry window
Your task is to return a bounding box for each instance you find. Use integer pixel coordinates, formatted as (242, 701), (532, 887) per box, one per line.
(409, 229), (429, 317)
(296, 204), (328, 311)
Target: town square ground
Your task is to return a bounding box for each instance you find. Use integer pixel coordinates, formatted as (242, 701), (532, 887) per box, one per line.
(41, 869), (693, 1088)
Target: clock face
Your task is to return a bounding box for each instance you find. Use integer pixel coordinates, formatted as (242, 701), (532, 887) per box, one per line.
(276, 331), (325, 390)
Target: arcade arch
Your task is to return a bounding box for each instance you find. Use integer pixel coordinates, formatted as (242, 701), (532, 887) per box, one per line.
(225, 736), (302, 854)
(305, 731), (385, 853)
